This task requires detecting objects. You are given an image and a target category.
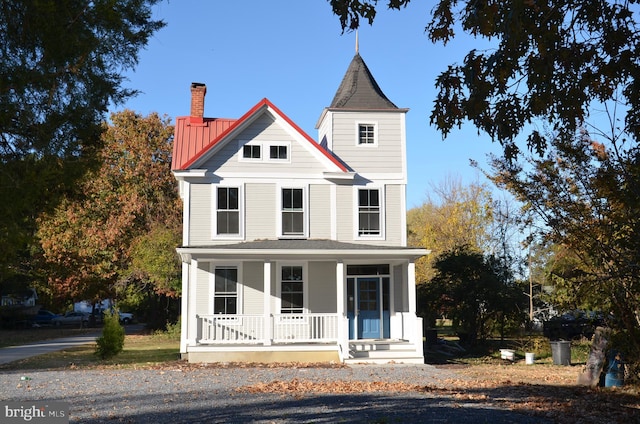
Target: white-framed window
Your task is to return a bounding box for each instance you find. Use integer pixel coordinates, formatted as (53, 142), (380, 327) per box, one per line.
(215, 186), (242, 237)
(280, 187), (306, 237)
(238, 141), (291, 163)
(242, 144), (261, 159)
(277, 263), (307, 315)
(356, 122), (377, 146)
(212, 266), (239, 315)
(270, 144), (288, 160)
(357, 187), (382, 237)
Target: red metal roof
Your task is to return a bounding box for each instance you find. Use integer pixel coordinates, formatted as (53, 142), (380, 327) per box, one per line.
(171, 117), (236, 170)
(171, 98), (348, 172)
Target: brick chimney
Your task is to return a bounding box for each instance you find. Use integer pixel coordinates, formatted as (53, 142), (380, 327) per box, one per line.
(190, 82), (206, 124)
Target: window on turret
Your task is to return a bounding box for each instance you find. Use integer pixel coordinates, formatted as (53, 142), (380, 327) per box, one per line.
(358, 124), (376, 145)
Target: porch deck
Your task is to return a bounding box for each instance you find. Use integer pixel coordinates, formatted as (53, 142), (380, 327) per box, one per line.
(188, 314), (423, 364)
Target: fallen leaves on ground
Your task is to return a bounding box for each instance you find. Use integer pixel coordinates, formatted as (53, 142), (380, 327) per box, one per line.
(236, 363), (640, 424)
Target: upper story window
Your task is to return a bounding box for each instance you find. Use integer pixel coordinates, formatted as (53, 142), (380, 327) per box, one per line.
(242, 144), (261, 159)
(213, 266), (238, 315)
(270, 145), (288, 160)
(216, 187), (240, 236)
(358, 123), (376, 145)
(280, 265), (304, 314)
(281, 188), (304, 237)
(358, 188), (381, 236)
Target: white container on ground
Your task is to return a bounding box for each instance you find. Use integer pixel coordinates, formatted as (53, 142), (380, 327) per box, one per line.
(525, 352), (535, 364)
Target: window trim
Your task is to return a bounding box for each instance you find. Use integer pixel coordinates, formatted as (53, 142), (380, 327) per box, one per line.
(355, 122), (378, 146)
(268, 143), (291, 162)
(276, 262), (308, 317)
(212, 185), (244, 240)
(278, 185), (308, 238)
(239, 141), (262, 161)
(354, 186), (385, 240)
(210, 263), (242, 320)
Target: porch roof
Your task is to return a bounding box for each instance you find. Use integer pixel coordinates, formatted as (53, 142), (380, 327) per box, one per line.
(177, 239), (429, 262)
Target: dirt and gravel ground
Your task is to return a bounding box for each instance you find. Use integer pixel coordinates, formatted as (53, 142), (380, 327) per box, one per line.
(2, 361), (638, 423)
(1, 363), (548, 423)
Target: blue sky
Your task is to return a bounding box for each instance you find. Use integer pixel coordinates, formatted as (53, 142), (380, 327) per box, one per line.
(115, 0), (503, 208)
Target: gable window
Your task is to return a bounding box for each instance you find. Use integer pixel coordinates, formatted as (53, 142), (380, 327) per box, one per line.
(358, 124), (376, 145)
(280, 265), (304, 314)
(358, 188), (381, 236)
(270, 145), (288, 160)
(216, 187), (240, 235)
(213, 267), (237, 315)
(282, 188), (304, 236)
(243, 144), (261, 159)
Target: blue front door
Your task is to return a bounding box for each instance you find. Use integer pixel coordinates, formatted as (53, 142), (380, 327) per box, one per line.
(357, 277), (381, 339)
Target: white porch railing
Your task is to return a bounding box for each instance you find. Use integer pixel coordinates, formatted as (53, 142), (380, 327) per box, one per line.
(198, 315), (264, 344)
(197, 313), (340, 345)
(272, 313), (339, 343)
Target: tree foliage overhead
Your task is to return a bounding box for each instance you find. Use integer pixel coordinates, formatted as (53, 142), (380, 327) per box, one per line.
(37, 111), (180, 305)
(0, 0), (164, 279)
(0, 0), (164, 159)
(329, 0), (640, 160)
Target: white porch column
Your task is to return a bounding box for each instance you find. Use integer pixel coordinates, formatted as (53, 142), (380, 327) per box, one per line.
(408, 261), (417, 315)
(180, 261), (190, 354)
(336, 261), (347, 360)
(263, 261), (272, 346)
(407, 260), (422, 349)
(187, 259), (199, 348)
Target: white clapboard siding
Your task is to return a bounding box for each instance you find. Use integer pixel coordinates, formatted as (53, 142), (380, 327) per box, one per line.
(309, 184), (332, 239)
(245, 183), (276, 239)
(328, 112), (404, 175)
(189, 183), (212, 245)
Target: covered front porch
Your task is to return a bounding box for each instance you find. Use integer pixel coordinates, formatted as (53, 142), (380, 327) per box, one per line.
(178, 240), (427, 364)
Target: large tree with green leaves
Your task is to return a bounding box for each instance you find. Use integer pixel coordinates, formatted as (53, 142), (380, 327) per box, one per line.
(329, 0), (640, 367)
(0, 0), (164, 283)
(423, 245), (526, 345)
(37, 111), (180, 313)
(489, 128), (640, 363)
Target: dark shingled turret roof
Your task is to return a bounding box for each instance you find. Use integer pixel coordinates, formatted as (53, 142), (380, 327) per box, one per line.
(329, 53), (398, 110)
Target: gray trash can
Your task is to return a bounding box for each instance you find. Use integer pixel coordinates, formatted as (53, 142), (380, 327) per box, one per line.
(550, 341), (571, 365)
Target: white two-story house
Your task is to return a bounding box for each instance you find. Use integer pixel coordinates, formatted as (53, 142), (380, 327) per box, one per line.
(172, 53), (428, 364)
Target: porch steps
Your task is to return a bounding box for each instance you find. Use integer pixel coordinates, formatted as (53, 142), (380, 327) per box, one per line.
(345, 340), (424, 364)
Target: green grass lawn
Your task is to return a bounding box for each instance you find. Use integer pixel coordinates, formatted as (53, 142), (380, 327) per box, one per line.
(0, 333), (180, 371)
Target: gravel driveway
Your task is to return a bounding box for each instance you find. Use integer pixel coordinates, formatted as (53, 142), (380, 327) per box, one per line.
(0, 364), (550, 423)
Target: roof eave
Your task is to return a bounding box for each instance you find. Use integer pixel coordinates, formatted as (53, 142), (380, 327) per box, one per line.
(177, 247), (429, 262)
(325, 107), (409, 113)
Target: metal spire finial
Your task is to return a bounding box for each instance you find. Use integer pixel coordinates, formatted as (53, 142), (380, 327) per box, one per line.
(356, 30), (359, 53)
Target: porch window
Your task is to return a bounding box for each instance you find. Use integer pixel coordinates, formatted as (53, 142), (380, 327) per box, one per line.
(213, 267), (237, 314)
(281, 188), (304, 236)
(216, 187), (239, 235)
(280, 265), (304, 314)
(358, 189), (381, 236)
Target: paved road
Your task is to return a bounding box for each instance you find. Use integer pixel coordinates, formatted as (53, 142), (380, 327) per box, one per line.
(0, 324), (144, 365)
